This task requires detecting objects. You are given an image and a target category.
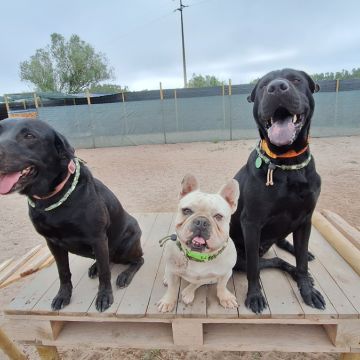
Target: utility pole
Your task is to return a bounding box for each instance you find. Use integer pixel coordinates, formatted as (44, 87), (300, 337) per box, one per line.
(175, 0), (188, 88)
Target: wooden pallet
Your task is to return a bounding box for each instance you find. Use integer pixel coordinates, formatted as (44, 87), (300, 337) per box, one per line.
(3, 213), (360, 358)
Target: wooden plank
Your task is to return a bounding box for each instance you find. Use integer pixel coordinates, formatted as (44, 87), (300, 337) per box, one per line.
(172, 319), (203, 346)
(32, 255), (92, 315)
(36, 345), (60, 360)
(233, 271), (271, 319)
(146, 215), (178, 318)
(176, 279), (207, 318)
(203, 323), (348, 352)
(310, 227), (360, 316)
(206, 276), (238, 319)
(324, 322), (360, 347)
(0, 257), (14, 273)
(273, 244), (338, 320)
(276, 234), (358, 319)
(322, 210), (360, 251)
(0, 327), (26, 360)
(116, 213), (174, 317)
(5, 257), (65, 314)
(313, 211), (360, 275)
(0, 247), (53, 289)
(260, 247), (304, 319)
(87, 213), (158, 317)
(0, 244), (42, 285)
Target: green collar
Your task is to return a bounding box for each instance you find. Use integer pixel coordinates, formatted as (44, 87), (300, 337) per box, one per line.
(28, 158), (81, 211)
(176, 239), (228, 262)
(255, 143), (312, 171)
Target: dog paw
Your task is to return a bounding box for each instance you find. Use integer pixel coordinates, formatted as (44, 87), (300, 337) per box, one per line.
(157, 297), (176, 313)
(116, 271), (132, 288)
(51, 283), (72, 310)
(88, 262), (98, 278)
(298, 281), (326, 309)
(95, 289), (114, 312)
(307, 251), (315, 261)
(219, 291), (238, 309)
(181, 288), (195, 305)
(245, 290), (267, 314)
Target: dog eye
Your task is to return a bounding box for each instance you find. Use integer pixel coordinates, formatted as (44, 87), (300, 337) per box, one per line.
(182, 208), (193, 216)
(214, 214), (223, 221)
(292, 78), (301, 84)
(24, 133), (35, 139)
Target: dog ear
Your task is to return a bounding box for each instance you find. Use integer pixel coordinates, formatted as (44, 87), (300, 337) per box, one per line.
(218, 179), (240, 214)
(54, 131), (75, 160)
(247, 83), (258, 103)
(180, 174), (199, 199)
(300, 71), (320, 93)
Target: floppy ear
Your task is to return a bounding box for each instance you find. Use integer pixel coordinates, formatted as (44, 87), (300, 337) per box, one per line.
(218, 179), (240, 214)
(180, 174), (199, 199)
(247, 83), (258, 103)
(300, 71), (320, 93)
(54, 131), (75, 160)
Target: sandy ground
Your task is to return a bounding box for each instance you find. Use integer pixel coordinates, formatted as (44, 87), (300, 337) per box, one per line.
(0, 136), (359, 360)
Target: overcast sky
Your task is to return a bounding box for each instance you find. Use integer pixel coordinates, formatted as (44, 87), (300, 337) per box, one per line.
(1, 0), (360, 94)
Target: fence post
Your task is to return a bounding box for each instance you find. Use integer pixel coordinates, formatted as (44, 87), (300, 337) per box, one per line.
(86, 90), (91, 105)
(174, 89), (179, 132)
(336, 79), (340, 93)
(222, 82), (226, 129)
(4, 95), (9, 115)
(33, 92), (39, 109)
(121, 91), (129, 138)
(160, 82), (167, 144)
(228, 79), (232, 140)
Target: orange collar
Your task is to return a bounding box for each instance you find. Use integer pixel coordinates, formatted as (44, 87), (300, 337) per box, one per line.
(33, 160), (76, 200)
(261, 139), (308, 159)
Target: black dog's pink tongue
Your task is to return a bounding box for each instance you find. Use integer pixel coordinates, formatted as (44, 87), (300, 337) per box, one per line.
(267, 117), (296, 147)
(0, 172), (22, 195)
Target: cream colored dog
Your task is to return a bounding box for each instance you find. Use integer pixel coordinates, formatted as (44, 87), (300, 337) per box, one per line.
(157, 174), (240, 313)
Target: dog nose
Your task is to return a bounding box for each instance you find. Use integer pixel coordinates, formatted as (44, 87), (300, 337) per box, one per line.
(193, 217), (210, 230)
(267, 79), (289, 95)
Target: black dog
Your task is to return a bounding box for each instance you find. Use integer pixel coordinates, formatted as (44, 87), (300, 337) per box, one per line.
(230, 69), (326, 313)
(0, 118), (144, 312)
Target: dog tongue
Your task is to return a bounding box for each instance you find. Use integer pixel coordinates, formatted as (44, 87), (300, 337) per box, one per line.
(0, 172), (22, 195)
(192, 236), (206, 245)
(268, 117), (296, 146)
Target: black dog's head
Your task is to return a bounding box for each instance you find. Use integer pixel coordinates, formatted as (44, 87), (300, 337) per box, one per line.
(0, 118), (74, 197)
(248, 69), (319, 152)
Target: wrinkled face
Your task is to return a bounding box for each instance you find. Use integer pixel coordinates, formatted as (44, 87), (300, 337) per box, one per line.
(0, 118), (74, 196)
(248, 69), (319, 147)
(175, 175), (239, 253)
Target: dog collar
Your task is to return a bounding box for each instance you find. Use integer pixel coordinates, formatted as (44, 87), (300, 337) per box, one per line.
(255, 142), (312, 186)
(176, 239), (228, 262)
(28, 158), (81, 211)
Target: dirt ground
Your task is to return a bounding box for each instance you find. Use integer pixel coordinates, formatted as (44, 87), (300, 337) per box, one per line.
(0, 136), (359, 360)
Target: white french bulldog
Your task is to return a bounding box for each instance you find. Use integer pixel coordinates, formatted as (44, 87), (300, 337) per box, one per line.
(157, 174), (240, 313)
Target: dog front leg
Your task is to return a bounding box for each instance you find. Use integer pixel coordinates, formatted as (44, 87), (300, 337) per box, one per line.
(242, 222), (267, 313)
(46, 239), (73, 310)
(217, 271), (238, 309)
(157, 272), (180, 313)
(93, 239), (114, 312)
(293, 218), (326, 309)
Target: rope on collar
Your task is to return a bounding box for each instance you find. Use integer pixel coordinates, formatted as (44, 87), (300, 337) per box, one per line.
(255, 141), (312, 187)
(158, 233), (228, 262)
(28, 158), (81, 211)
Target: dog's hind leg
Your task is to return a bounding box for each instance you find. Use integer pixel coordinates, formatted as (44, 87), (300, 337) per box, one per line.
(88, 262), (98, 278)
(116, 257), (144, 288)
(276, 238), (315, 261)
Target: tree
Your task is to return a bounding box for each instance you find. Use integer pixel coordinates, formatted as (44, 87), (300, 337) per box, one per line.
(311, 68), (360, 81)
(89, 84), (129, 94)
(20, 33), (114, 93)
(188, 73), (223, 88)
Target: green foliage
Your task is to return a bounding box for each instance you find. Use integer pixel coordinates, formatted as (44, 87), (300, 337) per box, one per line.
(89, 83), (129, 94)
(311, 68), (360, 81)
(188, 73), (223, 88)
(20, 33), (114, 93)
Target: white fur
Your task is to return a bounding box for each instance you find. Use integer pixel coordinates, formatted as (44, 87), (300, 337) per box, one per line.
(157, 177), (239, 313)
